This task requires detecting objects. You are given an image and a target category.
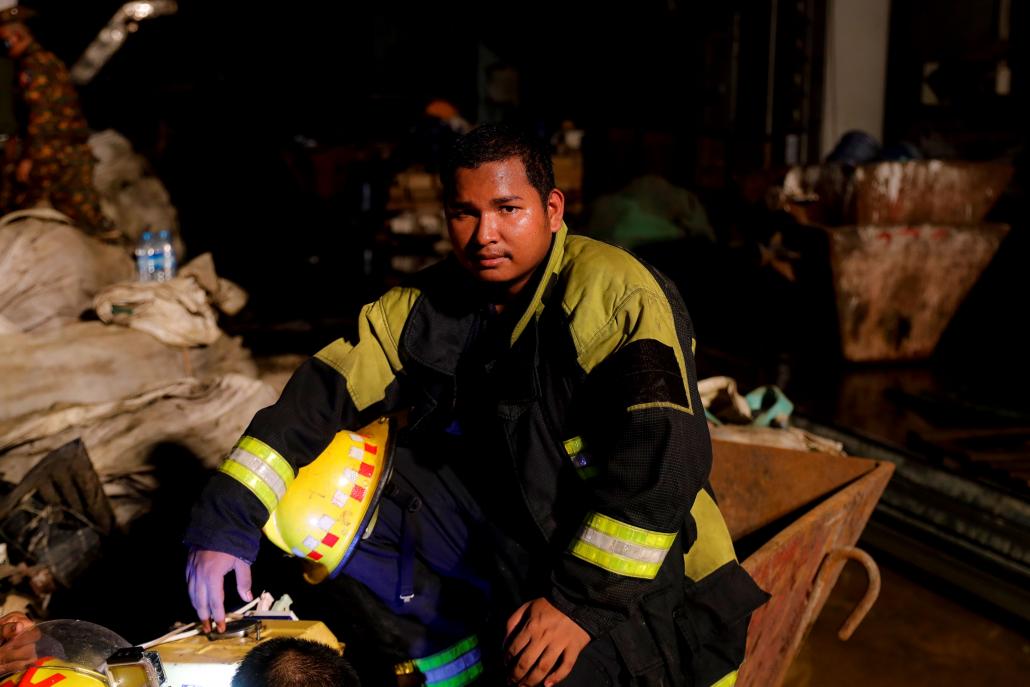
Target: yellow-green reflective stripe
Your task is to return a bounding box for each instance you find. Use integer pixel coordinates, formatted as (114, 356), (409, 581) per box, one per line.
(236, 436), (294, 486)
(219, 436), (295, 513)
(570, 539), (663, 579)
(571, 513), (676, 579)
(563, 436), (597, 479)
(580, 525), (667, 564)
(563, 436), (584, 455)
(584, 513), (676, 550)
(225, 447), (288, 498)
(219, 460), (279, 512)
(710, 670), (737, 687)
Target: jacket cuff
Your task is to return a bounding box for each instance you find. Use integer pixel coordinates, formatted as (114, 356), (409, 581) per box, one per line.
(547, 586), (625, 639)
(183, 472), (267, 564)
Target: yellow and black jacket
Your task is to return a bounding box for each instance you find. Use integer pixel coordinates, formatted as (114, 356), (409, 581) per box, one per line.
(187, 224), (767, 685)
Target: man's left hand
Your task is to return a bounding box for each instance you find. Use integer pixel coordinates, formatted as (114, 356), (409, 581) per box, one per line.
(504, 598), (590, 686)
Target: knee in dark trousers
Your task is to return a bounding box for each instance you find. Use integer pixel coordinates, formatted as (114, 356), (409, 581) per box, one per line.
(559, 633), (624, 687)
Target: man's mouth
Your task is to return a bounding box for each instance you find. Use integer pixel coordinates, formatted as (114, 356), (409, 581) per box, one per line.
(471, 252), (509, 267)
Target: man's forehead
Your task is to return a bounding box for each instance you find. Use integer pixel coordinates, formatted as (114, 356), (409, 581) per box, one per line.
(456, 157), (528, 176)
(453, 158), (531, 193)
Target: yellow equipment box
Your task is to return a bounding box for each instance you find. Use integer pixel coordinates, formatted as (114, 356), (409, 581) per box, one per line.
(153, 619), (341, 687)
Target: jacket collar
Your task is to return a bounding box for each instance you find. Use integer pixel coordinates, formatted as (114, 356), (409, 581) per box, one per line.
(509, 222), (567, 347)
(401, 222), (569, 375)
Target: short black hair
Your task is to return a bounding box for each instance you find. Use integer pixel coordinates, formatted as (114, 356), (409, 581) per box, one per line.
(231, 637), (360, 687)
(440, 123), (555, 206)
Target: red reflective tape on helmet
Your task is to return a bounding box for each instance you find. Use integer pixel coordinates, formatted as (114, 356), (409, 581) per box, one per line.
(359, 462), (375, 477)
(322, 533), (340, 547)
(365, 443), (378, 455)
(307, 550), (323, 561)
(13, 660), (65, 687)
(351, 485), (366, 501)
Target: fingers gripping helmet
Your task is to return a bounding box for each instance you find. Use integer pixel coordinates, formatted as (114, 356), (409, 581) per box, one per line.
(263, 417), (394, 582)
(1, 620), (132, 687)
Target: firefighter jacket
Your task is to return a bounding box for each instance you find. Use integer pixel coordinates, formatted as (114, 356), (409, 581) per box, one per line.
(186, 223), (768, 685)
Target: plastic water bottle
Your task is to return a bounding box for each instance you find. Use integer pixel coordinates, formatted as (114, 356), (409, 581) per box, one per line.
(135, 230), (155, 282)
(134, 229), (178, 282)
(154, 229), (178, 282)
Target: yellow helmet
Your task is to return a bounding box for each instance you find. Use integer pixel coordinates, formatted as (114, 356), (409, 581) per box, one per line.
(263, 417), (394, 582)
(1, 620), (136, 687)
(1, 658), (109, 687)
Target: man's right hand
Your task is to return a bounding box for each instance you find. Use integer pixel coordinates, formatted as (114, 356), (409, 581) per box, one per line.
(185, 549), (253, 633)
(0, 612), (38, 675)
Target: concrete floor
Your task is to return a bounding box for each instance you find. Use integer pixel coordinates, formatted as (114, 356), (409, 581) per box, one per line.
(783, 558), (1030, 686)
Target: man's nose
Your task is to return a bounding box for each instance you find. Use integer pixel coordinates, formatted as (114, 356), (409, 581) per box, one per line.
(475, 213), (500, 244)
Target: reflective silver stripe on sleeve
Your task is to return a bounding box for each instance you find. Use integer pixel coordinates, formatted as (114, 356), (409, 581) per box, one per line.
(578, 525), (669, 565)
(226, 446), (288, 501)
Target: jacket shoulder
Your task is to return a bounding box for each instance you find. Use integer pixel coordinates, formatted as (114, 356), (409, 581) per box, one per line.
(558, 235), (671, 355)
(561, 234), (664, 297)
(375, 283), (422, 324)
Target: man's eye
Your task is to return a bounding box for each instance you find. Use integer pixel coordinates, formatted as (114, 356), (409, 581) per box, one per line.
(500, 206), (519, 214)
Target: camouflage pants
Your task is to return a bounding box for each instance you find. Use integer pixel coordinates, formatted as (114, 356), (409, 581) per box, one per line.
(14, 144), (114, 237)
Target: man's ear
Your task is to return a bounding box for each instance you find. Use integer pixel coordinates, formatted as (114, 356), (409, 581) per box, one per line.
(546, 188), (565, 233)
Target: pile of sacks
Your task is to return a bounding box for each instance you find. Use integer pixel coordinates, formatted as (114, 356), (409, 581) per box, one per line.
(0, 208), (276, 526)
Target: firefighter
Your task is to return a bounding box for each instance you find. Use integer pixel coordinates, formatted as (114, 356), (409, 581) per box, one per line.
(186, 124), (767, 686)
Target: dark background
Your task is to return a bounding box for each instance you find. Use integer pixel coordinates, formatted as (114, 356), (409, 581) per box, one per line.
(24, 1), (1026, 363)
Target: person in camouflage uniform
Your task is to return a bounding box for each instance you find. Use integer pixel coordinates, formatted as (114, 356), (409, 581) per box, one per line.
(0, 7), (114, 238)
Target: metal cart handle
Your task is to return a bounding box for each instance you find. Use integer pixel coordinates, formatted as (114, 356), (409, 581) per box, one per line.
(803, 545), (882, 641)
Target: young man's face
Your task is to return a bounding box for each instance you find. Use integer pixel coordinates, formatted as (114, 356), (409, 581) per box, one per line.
(445, 156), (564, 301)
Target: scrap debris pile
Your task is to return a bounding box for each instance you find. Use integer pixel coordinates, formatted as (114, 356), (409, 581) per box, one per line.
(0, 136), (276, 618)
(699, 376), (844, 455)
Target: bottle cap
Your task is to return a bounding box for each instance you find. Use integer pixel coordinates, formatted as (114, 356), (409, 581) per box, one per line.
(141, 231), (152, 240)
